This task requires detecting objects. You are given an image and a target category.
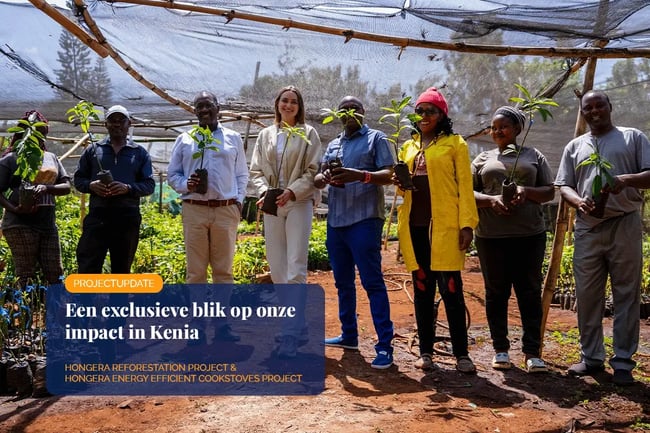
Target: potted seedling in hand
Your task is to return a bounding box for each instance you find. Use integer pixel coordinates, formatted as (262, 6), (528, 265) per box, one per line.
(66, 101), (111, 184)
(576, 138), (614, 218)
(6, 113), (47, 207)
(260, 123), (312, 216)
(321, 106), (364, 188)
(501, 84), (558, 206)
(189, 124), (220, 194)
(379, 96), (422, 190)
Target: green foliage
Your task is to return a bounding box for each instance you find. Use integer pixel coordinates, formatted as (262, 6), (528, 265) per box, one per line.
(233, 236), (268, 283)
(66, 100), (101, 135)
(3, 194), (331, 284)
(6, 115), (46, 183)
(509, 83), (558, 122)
(378, 96), (421, 150)
(308, 221), (330, 271)
(503, 83), (558, 182)
(576, 138), (615, 200)
(188, 125), (220, 169)
(321, 107), (363, 127)
(279, 122), (311, 145)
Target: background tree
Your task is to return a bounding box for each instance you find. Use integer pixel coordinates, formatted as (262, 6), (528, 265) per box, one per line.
(54, 30), (112, 103)
(606, 59), (650, 130)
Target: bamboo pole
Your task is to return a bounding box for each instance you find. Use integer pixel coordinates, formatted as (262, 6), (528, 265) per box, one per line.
(58, 133), (90, 162)
(72, 0), (193, 113)
(108, 0), (650, 59)
(539, 56), (598, 356)
(27, 0), (109, 58)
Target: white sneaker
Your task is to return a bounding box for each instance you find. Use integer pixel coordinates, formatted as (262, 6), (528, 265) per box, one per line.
(492, 352), (511, 370)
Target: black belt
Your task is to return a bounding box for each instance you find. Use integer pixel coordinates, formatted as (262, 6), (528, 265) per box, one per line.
(183, 199), (238, 207)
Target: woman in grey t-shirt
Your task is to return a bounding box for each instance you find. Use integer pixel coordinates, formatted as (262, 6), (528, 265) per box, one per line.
(471, 106), (554, 373)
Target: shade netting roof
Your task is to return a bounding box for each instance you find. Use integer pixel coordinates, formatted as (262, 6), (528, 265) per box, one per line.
(3, 0), (650, 115)
(2, 0), (650, 174)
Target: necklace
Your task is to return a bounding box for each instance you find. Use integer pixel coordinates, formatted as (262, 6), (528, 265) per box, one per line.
(418, 135), (438, 153)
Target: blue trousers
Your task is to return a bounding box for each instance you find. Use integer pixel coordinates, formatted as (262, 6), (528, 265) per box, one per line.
(326, 218), (393, 354)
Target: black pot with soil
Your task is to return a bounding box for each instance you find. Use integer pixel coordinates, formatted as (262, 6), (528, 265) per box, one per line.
(260, 188), (283, 216)
(394, 161), (415, 190)
(501, 180), (517, 208)
(590, 191), (609, 218)
(194, 168), (208, 194)
(18, 183), (36, 208)
(97, 169), (114, 185)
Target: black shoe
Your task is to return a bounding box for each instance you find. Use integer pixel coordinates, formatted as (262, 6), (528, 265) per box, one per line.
(612, 369), (635, 386)
(567, 361), (604, 376)
(215, 325), (240, 342)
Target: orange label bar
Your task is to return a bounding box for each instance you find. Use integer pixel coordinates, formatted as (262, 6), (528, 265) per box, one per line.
(64, 274), (163, 293)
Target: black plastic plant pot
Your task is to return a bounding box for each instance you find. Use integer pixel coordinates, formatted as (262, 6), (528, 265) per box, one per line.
(394, 161), (415, 190)
(328, 158), (345, 188)
(501, 180), (517, 208)
(194, 168), (208, 194)
(19, 183), (36, 208)
(261, 188), (283, 216)
(97, 169), (114, 186)
(590, 191), (609, 219)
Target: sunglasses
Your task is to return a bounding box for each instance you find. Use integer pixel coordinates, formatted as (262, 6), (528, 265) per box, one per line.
(415, 108), (441, 116)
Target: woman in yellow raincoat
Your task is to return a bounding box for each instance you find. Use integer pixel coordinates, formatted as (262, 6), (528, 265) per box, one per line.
(393, 87), (479, 374)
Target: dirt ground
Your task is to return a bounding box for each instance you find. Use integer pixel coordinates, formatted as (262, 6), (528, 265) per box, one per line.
(1, 240), (649, 433)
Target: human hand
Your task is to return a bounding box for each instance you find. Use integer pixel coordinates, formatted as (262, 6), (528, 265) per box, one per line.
(330, 167), (360, 185)
(187, 173), (200, 192)
(602, 176), (625, 195)
(12, 203), (37, 214)
(32, 184), (49, 200)
(511, 185), (527, 206)
(276, 189), (295, 207)
(106, 181), (130, 196)
(490, 196), (511, 215)
(577, 196), (596, 215)
(459, 227), (473, 251)
(90, 179), (111, 197)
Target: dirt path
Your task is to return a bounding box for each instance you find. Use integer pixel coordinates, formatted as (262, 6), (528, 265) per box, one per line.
(2, 242), (649, 433)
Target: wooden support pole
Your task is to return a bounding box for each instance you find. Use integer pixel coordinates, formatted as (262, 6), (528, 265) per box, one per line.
(27, 0), (109, 58)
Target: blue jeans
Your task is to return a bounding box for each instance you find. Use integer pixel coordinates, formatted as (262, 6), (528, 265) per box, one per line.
(326, 218), (393, 354)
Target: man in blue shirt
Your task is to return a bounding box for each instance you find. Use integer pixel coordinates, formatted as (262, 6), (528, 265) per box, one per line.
(314, 96), (396, 369)
(74, 105), (155, 274)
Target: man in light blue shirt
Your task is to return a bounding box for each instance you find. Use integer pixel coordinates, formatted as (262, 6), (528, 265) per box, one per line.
(314, 96), (396, 369)
(168, 91), (248, 341)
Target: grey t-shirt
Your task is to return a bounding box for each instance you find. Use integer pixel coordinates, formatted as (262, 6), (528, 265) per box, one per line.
(0, 151), (70, 231)
(472, 146), (553, 238)
(555, 126), (650, 231)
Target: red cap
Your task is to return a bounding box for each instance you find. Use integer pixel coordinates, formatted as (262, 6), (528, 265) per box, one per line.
(415, 87), (448, 116)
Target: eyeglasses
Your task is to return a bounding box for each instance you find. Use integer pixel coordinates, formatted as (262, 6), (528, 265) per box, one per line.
(415, 108), (441, 116)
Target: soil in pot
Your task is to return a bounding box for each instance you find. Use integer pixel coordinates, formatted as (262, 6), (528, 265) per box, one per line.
(261, 188), (283, 216)
(194, 168), (208, 194)
(590, 191), (609, 218)
(501, 180), (517, 208)
(97, 169), (114, 185)
(394, 161), (415, 190)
